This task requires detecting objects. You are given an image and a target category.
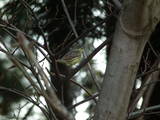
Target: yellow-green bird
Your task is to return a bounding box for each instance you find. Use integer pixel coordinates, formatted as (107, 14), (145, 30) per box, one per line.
(57, 48), (83, 66)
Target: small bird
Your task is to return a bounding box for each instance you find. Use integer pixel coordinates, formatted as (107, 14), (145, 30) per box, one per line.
(57, 48), (83, 66)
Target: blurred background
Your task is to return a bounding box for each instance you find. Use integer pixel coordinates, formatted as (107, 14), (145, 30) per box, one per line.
(0, 0), (115, 119)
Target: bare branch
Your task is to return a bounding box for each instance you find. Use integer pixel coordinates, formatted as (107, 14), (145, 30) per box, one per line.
(60, 0), (101, 91)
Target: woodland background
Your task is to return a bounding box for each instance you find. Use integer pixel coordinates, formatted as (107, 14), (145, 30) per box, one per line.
(0, 0), (160, 120)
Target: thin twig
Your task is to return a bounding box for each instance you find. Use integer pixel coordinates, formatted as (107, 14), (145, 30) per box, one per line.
(22, 105), (34, 120)
(68, 93), (99, 110)
(61, 0), (101, 91)
(0, 23), (44, 48)
(128, 104), (160, 119)
(19, 0), (47, 47)
(65, 39), (110, 82)
(129, 61), (160, 112)
(148, 41), (159, 57)
(17, 32), (74, 120)
(61, 0), (78, 37)
(70, 79), (97, 103)
(55, 19), (107, 57)
(0, 46), (41, 94)
(136, 67), (160, 78)
(0, 86), (49, 119)
(48, 71), (97, 103)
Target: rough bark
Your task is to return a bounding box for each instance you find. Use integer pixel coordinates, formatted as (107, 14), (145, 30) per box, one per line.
(94, 0), (160, 120)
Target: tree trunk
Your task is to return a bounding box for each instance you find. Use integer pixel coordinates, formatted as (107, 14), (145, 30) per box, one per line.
(94, 0), (160, 120)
